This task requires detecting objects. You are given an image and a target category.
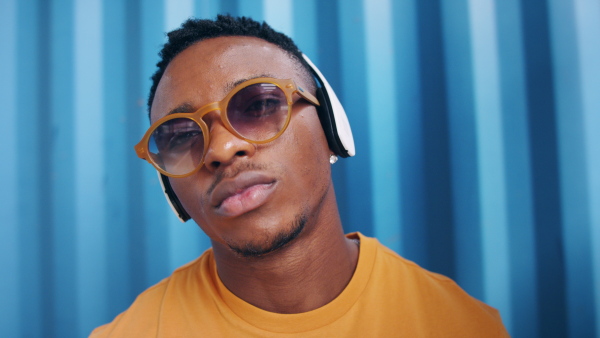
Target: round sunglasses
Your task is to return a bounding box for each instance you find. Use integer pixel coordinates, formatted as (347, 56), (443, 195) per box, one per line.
(134, 78), (320, 177)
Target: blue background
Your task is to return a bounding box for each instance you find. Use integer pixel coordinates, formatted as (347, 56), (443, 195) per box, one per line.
(1, 0), (599, 337)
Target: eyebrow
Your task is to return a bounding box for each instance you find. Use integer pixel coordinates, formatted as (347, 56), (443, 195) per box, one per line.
(163, 73), (276, 118)
(226, 73), (274, 91)
(164, 102), (196, 118)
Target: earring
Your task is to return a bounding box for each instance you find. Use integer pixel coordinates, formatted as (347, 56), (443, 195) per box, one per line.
(329, 154), (338, 164)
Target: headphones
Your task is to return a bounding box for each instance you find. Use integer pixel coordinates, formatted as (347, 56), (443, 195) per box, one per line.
(158, 54), (356, 222)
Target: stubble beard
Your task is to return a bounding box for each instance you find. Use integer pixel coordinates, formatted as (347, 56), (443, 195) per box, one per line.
(227, 213), (307, 258)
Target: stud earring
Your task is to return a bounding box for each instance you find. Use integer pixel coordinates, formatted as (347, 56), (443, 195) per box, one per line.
(329, 154), (338, 164)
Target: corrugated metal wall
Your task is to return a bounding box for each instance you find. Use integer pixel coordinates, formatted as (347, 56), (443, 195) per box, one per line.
(0, 0), (598, 337)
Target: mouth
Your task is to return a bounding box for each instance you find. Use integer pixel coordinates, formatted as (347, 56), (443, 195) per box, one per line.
(211, 171), (277, 218)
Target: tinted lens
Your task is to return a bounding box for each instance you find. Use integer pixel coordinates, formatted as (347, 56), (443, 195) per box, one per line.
(227, 83), (289, 141)
(148, 118), (204, 176)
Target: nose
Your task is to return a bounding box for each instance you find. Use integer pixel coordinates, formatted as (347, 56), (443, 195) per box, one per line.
(202, 119), (256, 172)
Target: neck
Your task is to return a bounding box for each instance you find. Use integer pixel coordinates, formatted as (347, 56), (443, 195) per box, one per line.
(211, 190), (359, 314)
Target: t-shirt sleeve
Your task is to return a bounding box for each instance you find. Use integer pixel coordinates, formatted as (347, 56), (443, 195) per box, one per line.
(89, 281), (168, 337)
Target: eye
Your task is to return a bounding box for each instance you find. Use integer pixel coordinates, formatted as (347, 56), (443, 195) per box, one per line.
(152, 118), (203, 153)
(243, 96), (283, 118)
(166, 129), (202, 151)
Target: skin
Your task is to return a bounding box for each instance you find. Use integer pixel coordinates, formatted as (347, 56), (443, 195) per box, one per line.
(151, 36), (359, 314)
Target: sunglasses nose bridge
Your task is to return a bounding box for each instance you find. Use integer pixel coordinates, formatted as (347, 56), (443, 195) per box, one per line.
(195, 103), (233, 138)
(195, 102), (223, 121)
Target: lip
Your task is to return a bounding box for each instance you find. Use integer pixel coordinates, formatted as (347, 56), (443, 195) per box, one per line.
(211, 171), (277, 217)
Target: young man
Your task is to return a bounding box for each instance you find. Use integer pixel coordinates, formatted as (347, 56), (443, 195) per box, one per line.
(91, 15), (508, 337)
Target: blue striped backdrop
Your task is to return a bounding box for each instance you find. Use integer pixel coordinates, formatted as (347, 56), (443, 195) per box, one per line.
(0, 0), (598, 337)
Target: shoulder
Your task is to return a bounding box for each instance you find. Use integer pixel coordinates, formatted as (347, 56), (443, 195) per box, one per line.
(355, 233), (509, 336)
(89, 279), (169, 337)
(89, 252), (211, 337)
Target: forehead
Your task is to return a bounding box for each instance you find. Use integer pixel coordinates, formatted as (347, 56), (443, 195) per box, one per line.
(151, 36), (302, 121)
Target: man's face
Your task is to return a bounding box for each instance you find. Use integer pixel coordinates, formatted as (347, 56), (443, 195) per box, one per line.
(151, 36), (333, 256)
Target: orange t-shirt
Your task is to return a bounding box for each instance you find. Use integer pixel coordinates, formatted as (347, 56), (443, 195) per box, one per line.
(91, 233), (508, 337)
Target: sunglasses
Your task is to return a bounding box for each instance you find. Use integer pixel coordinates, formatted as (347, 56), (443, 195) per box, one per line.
(134, 77), (320, 178)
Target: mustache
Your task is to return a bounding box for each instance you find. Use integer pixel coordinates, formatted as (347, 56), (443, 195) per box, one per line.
(206, 162), (269, 197)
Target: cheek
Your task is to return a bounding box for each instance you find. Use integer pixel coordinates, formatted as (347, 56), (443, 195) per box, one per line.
(169, 176), (213, 227)
(285, 111), (332, 186)
(166, 109), (331, 236)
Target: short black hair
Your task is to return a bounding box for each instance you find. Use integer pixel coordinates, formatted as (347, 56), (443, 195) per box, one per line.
(148, 14), (315, 114)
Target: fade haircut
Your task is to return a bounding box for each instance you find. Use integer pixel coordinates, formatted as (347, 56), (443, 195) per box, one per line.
(148, 14), (315, 114)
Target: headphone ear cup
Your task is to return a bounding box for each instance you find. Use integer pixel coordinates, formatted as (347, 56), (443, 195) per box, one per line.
(302, 54), (355, 157)
(158, 172), (191, 222)
(315, 87), (347, 157)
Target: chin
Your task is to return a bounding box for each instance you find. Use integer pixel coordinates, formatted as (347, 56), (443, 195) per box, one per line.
(226, 213), (307, 258)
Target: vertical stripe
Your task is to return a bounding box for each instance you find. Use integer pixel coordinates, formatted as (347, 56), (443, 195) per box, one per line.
(17, 0), (43, 336)
(264, 0), (293, 37)
(291, 0), (316, 57)
(0, 0), (20, 336)
(50, 0), (77, 336)
(74, 0), (106, 335)
(417, 0), (455, 278)
(338, 0), (373, 236)
(37, 0), (55, 333)
(397, 0), (424, 266)
(220, 0), (238, 16)
(124, 0), (146, 306)
(495, 0), (537, 336)
(574, 1), (600, 336)
(468, 0), (511, 329)
(521, 0), (567, 336)
(548, 1), (595, 337)
(391, 0), (424, 261)
(313, 1), (352, 230)
(195, 0), (220, 18)
(440, 0), (481, 298)
(103, 0), (133, 320)
(363, 0), (401, 253)
(165, 0), (194, 32)
(238, 0), (263, 21)
(315, 0), (341, 88)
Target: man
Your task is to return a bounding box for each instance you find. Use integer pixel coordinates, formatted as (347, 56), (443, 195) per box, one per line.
(91, 15), (508, 337)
